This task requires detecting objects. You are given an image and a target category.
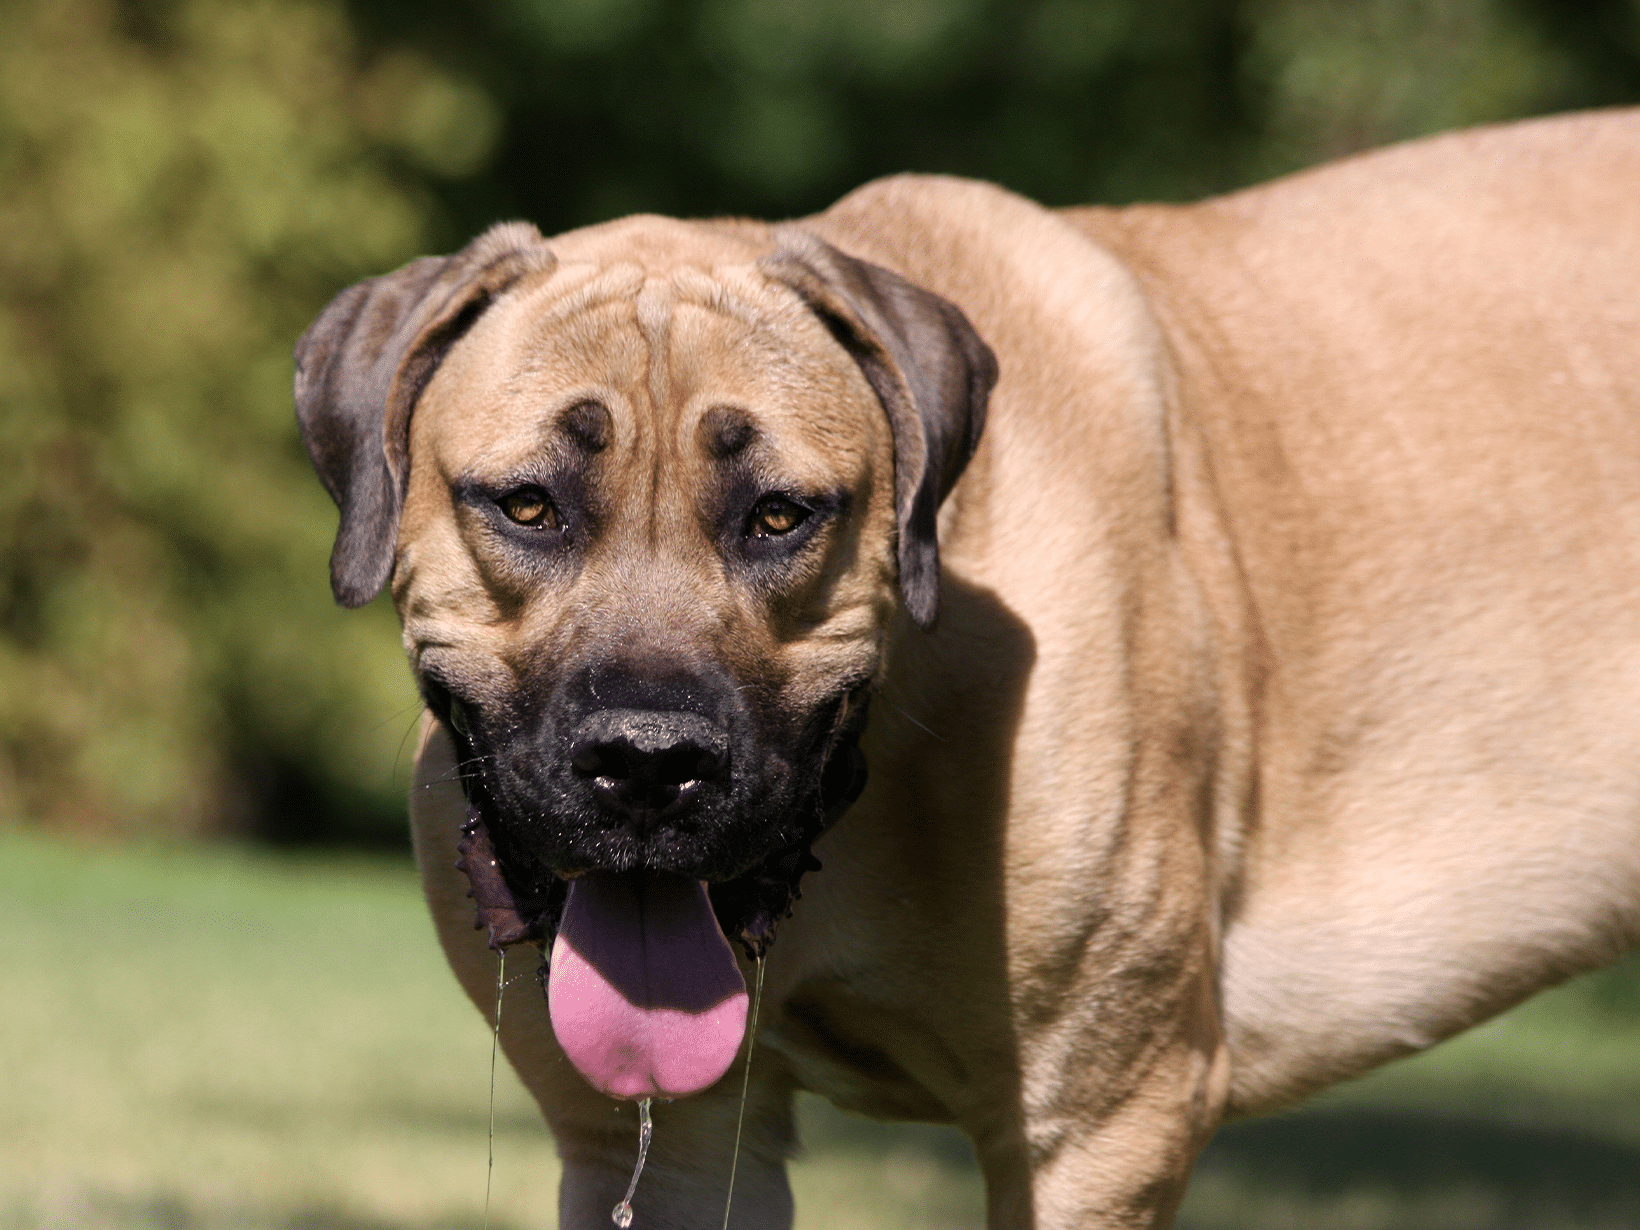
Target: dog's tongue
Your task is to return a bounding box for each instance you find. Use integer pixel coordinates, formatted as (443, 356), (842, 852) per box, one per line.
(548, 871), (748, 1100)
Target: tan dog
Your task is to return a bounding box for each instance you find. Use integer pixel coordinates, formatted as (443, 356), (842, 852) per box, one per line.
(295, 108), (1640, 1228)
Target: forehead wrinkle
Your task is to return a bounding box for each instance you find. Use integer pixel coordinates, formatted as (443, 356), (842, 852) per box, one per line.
(632, 278), (679, 553)
(502, 300), (636, 397)
(672, 264), (855, 398)
(458, 416), (579, 479)
(681, 302), (852, 411)
(655, 288), (875, 480)
(636, 276), (675, 421)
(515, 261), (645, 325)
(671, 264), (791, 332)
(644, 273), (767, 475)
(482, 276), (656, 470)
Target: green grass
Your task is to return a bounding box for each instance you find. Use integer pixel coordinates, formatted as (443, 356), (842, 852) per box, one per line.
(1, 827), (1636, 1229)
(0, 828), (980, 1230)
(1178, 950), (1640, 1230)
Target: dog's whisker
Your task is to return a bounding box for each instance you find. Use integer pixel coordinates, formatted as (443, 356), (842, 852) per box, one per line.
(388, 708), (426, 791)
(423, 754), (496, 788)
(370, 698), (431, 735)
(881, 696), (945, 742)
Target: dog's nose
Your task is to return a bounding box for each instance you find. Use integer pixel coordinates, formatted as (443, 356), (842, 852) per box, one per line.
(569, 709), (728, 815)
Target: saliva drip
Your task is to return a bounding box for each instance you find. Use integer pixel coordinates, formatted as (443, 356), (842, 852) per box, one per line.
(611, 1098), (654, 1229)
(484, 948), (506, 1230)
(606, 950), (766, 1230)
(720, 952), (766, 1230)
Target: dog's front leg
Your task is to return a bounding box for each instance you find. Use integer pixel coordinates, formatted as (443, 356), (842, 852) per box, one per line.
(1001, 957), (1229, 1229)
(549, 1055), (797, 1230)
(969, 1037), (1226, 1229)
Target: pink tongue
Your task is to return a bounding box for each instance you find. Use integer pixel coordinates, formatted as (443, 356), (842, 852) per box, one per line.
(548, 871), (748, 1100)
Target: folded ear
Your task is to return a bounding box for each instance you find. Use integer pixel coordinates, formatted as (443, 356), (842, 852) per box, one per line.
(762, 230), (997, 629)
(294, 222), (556, 607)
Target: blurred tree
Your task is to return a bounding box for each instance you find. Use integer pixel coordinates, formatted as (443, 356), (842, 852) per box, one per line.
(1242, 0), (1596, 175)
(0, 0), (475, 843)
(347, 0), (1261, 242)
(346, 0), (1640, 248)
(1511, 0), (1640, 118)
(2, 0), (1637, 844)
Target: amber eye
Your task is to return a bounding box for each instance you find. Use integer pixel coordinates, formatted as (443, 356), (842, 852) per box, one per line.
(750, 495), (807, 537)
(499, 487), (558, 529)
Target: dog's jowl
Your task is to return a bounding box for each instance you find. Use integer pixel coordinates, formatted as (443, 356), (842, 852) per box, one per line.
(297, 110), (1640, 1228)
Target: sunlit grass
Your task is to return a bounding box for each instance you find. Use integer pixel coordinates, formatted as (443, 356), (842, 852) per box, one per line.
(0, 828), (981, 1230)
(0, 830), (535, 1229)
(2, 825), (1636, 1229)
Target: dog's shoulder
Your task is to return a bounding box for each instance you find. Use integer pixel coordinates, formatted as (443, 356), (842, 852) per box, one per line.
(802, 173), (1157, 340)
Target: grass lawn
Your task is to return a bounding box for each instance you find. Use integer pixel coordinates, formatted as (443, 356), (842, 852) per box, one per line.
(1, 827), (1635, 1229)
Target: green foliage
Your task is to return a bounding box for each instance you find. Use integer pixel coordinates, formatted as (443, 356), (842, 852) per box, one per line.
(1, 0), (1638, 840)
(357, 0), (1640, 242)
(1246, 0), (1573, 175)
(353, 0), (1260, 233)
(0, 0), (438, 841)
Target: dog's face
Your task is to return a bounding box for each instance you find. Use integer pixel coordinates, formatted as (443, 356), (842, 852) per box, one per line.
(295, 215), (993, 897)
(395, 229), (897, 880)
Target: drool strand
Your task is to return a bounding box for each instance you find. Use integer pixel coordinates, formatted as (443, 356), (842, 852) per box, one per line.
(720, 953), (766, 1230)
(611, 1097), (654, 1229)
(484, 948), (506, 1230)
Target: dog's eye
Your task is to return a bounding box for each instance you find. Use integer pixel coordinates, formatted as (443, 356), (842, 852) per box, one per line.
(749, 496), (808, 537)
(499, 487), (558, 529)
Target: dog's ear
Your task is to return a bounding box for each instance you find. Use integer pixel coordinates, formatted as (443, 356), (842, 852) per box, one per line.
(762, 230), (996, 629)
(294, 222), (556, 607)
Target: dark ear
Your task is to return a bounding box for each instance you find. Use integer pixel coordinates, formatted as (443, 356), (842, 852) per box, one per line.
(762, 230), (997, 629)
(294, 222), (556, 607)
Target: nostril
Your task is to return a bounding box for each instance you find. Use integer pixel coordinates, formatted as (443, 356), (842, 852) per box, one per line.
(648, 745), (721, 787)
(569, 710), (727, 805)
(571, 744), (602, 775)
(571, 743), (639, 782)
(577, 741), (714, 786)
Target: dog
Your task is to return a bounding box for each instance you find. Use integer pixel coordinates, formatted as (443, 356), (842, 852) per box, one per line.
(294, 108), (1640, 1228)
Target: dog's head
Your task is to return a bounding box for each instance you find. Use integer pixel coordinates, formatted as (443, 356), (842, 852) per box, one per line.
(295, 215), (994, 936)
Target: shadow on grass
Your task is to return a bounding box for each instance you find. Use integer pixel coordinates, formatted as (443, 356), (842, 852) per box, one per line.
(799, 1095), (1640, 1228)
(1184, 1106), (1640, 1229)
